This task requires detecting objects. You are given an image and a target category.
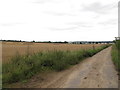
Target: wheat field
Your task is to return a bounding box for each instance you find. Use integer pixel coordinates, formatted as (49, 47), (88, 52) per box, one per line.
(2, 42), (105, 63)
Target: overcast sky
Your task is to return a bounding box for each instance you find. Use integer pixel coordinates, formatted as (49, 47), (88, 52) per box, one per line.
(0, 0), (119, 41)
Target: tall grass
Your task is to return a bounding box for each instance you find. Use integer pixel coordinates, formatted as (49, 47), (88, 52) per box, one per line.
(3, 44), (110, 85)
(112, 40), (120, 72)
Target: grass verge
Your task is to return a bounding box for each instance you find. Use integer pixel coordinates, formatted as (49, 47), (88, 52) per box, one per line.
(112, 40), (120, 72)
(3, 44), (110, 85)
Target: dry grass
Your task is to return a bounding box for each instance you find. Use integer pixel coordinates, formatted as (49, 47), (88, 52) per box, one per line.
(2, 42), (105, 63)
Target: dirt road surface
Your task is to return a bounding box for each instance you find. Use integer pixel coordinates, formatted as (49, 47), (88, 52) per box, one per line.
(9, 46), (118, 88)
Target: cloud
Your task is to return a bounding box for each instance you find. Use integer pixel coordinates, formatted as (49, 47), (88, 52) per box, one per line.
(49, 22), (93, 31)
(32, 0), (57, 4)
(67, 22), (93, 28)
(0, 0), (117, 41)
(98, 19), (117, 26)
(0, 22), (23, 27)
(43, 11), (76, 16)
(49, 26), (78, 31)
(82, 2), (117, 14)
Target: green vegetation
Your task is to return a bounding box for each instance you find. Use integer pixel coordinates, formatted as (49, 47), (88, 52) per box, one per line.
(112, 40), (120, 72)
(3, 45), (110, 85)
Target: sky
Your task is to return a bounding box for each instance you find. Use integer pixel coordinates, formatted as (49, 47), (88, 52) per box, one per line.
(0, 0), (119, 41)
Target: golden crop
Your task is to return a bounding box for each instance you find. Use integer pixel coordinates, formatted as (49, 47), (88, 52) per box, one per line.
(2, 42), (104, 63)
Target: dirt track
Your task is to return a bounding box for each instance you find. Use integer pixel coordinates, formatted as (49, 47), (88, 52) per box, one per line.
(9, 46), (118, 88)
